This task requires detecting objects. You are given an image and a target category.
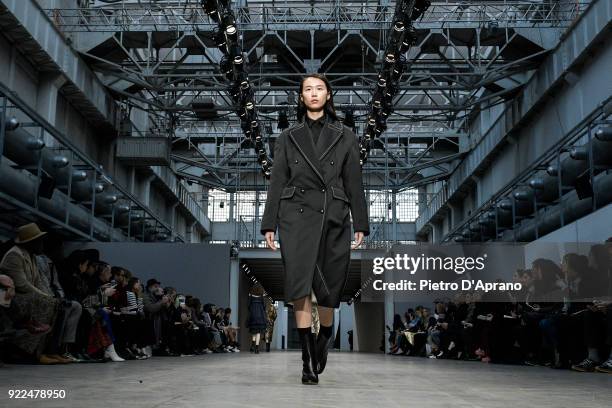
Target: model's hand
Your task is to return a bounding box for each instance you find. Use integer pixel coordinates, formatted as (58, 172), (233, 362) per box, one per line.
(265, 231), (277, 250)
(351, 232), (364, 249)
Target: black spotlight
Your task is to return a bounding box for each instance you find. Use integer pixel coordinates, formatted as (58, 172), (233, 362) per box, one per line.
(222, 12), (237, 37)
(230, 45), (243, 62)
(343, 111), (355, 129)
(412, 0), (432, 20)
(389, 20), (405, 47)
(203, 0), (220, 22)
(383, 52), (396, 71)
(277, 110), (289, 129)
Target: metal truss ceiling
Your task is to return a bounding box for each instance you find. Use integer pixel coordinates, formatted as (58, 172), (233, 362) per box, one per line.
(44, 1), (590, 192)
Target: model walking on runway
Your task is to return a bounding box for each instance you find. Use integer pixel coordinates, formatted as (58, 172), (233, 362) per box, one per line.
(261, 74), (370, 384)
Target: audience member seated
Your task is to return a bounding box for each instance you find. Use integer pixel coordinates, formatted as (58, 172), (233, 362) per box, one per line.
(37, 250), (83, 363)
(0, 223), (69, 365)
(144, 278), (170, 355)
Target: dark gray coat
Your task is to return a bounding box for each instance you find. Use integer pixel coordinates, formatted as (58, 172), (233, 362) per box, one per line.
(260, 117), (370, 308)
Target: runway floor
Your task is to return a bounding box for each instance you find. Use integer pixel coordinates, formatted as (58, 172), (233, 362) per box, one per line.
(0, 351), (611, 408)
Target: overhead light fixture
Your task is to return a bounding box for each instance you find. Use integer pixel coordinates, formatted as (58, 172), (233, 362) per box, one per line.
(391, 66), (403, 82)
(215, 33), (227, 50)
(390, 21), (405, 46)
(226, 25), (237, 38)
(221, 12), (236, 37)
(277, 110), (289, 129)
(343, 111), (355, 129)
(202, 0), (220, 22)
(412, 0), (432, 21)
(229, 45), (242, 61)
(240, 80), (250, 90)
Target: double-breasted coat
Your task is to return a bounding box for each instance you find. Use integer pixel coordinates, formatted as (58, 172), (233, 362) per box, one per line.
(260, 117), (370, 308)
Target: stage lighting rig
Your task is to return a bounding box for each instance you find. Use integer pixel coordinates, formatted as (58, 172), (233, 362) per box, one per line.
(220, 56), (233, 79)
(389, 21), (405, 49)
(202, 0), (221, 22)
(400, 24), (417, 53)
(206, 0), (272, 179)
(213, 28), (228, 52)
(343, 110), (355, 130)
(277, 110), (290, 130)
(412, 0), (431, 20)
(222, 12), (237, 36)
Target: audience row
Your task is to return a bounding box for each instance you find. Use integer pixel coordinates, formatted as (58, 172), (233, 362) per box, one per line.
(388, 243), (612, 374)
(0, 223), (240, 366)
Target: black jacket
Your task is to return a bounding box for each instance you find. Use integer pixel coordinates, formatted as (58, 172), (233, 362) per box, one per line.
(260, 117), (370, 307)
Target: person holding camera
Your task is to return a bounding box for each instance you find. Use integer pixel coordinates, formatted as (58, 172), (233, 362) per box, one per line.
(144, 278), (171, 355)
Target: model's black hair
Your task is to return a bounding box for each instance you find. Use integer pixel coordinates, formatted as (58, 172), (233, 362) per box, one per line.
(296, 73), (338, 122)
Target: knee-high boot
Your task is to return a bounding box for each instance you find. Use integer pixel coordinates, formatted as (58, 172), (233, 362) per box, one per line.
(298, 328), (318, 384)
(315, 324), (333, 374)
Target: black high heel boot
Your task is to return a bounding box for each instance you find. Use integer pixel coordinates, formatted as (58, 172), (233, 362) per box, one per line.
(298, 328), (318, 385)
(315, 325), (333, 374)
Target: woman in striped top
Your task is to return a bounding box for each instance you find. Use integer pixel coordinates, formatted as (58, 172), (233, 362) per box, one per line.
(123, 277), (148, 359)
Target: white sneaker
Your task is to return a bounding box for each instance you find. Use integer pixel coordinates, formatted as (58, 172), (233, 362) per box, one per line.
(203, 348), (213, 354)
(104, 344), (125, 362)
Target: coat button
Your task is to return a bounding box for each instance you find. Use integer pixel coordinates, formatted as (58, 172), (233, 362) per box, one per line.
(299, 208), (304, 213)
(295, 159), (299, 164)
(321, 188), (326, 192)
(330, 160), (334, 165)
(300, 188), (305, 193)
(319, 209), (324, 214)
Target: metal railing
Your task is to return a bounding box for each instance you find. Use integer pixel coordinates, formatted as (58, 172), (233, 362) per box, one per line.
(0, 82), (182, 242)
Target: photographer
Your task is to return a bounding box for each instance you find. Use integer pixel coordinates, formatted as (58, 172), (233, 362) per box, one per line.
(144, 278), (170, 355)
(168, 292), (195, 356)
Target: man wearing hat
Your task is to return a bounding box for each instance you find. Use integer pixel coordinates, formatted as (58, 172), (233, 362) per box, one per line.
(0, 223), (71, 364)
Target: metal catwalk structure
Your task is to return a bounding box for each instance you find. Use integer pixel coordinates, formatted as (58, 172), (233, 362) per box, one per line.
(41, 0), (589, 192)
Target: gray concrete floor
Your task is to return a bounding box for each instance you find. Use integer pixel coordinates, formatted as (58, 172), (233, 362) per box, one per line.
(0, 351), (611, 408)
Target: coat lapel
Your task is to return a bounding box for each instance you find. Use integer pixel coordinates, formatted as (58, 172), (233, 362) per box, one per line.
(288, 119), (345, 185)
(318, 121), (344, 161)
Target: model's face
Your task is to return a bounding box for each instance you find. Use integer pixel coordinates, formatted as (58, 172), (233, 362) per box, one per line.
(300, 77), (330, 112)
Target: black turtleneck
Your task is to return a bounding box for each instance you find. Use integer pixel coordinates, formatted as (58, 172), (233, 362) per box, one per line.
(305, 113), (326, 146)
